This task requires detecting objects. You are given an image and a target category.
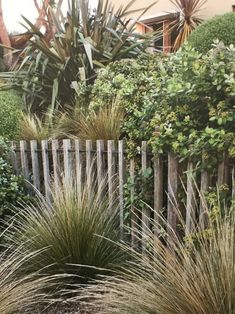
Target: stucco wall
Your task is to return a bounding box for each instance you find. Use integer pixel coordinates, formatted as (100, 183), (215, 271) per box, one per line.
(113, 0), (235, 20)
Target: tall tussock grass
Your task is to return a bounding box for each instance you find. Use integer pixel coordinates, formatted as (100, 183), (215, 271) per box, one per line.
(79, 202), (235, 314)
(5, 174), (127, 282)
(0, 246), (58, 314)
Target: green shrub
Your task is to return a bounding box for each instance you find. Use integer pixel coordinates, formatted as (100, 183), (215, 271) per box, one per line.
(187, 13), (235, 53)
(0, 138), (31, 219)
(0, 90), (23, 139)
(6, 175), (128, 283)
(90, 43), (235, 162)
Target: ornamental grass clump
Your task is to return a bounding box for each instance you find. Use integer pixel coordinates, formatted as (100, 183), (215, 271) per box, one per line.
(6, 174), (126, 283)
(80, 203), (235, 314)
(0, 246), (59, 314)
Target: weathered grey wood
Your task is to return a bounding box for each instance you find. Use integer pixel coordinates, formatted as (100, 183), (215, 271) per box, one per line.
(30, 140), (40, 191)
(10, 141), (20, 175)
(20, 140), (29, 180)
(97, 140), (105, 188)
(52, 140), (60, 185)
(218, 151), (228, 186)
(108, 140), (115, 208)
(141, 141), (151, 252)
(167, 153), (178, 233)
(185, 160), (197, 236)
(63, 139), (72, 182)
(130, 158), (138, 246)
(75, 140), (82, 196)
(232, 166), (235, 202)
(199, 169), (209, 228)
(118, 140), (125, 237)
(41, 140), (51, 202)
(86, 140), (93, 188)
(153, 156), (163, 236)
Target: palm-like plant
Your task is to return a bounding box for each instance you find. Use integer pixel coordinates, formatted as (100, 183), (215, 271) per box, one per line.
(3, 0), (155, 114)
(170, 0), (207, 50)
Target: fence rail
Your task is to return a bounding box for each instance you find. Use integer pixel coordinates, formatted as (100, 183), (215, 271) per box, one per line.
(11, 139), (235, 240)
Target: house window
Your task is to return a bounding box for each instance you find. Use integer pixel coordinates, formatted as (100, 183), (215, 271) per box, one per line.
(233, 5), (235, 12)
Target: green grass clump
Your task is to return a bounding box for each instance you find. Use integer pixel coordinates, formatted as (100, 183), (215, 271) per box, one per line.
(0, 246), (59, 314)
(6, 175), (127, 283)
(80, 204), (235, 313)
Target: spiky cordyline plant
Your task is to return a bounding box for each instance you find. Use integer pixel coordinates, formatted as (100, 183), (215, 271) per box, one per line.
(78, 200), (235, 314)
(170, 0), (207, 50)
(2, 0), (156, 114)
(0, 245), (60, 314)
(5, 173), (127, 283)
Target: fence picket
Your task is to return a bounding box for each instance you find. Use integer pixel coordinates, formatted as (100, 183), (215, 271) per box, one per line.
(97, 140), (105, 187)
(20, 140), (29, 181)
(108, 140), (115, 208)
(63, 139), (72, 182)
(130, 158), (138, 246)
(185, 161), (197, 236)
(167, 153), (178, 233)
(11, 141), (20, 175)
(30, 140), (40, 191)
(52, 140), (60, 185)
(75, 140), (82, 195)
(118, 140), (125, 237)
(41, 140), (50, 202)
(141, 141), (150, 252)
(218, 151), (228, 186)
(86, 140), (93, 187)
(153, 156), (163, 236)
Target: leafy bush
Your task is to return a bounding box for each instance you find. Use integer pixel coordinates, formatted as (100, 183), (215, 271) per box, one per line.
(90, 43), (235, 162)
(0, 90), (23, 140)
(187, 13), (235, 53)
(0, 138), (31, 219)
(6, 175), (127, 282)
(81, 203), (235, 314)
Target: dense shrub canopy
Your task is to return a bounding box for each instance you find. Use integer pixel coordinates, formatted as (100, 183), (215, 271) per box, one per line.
(187, 13), (235, 53)
(90, 43), (235, 162)
(0, 138), (31, 219)
(0, 90), (23, 139)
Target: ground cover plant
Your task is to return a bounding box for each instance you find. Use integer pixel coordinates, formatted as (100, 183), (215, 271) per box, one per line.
(79, 200), (235, 314)
(5, 174), (128, 283)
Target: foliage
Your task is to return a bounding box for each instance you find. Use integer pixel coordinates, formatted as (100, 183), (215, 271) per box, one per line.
(90, 43), (235, 162)
(80, 201), (235, 314)
(5, 174), (127, 283)
(62, 104), (124, 140)
(170, 0), (207, 50)
(0, 245), (59, 314)
(3, 0), (155, 114)
(0, 90), (23, 140)
(187, 13), (235, 53)
(0, 138), (31, 219)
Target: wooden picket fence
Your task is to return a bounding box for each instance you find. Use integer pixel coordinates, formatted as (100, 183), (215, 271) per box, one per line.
(11, 139), (235, 242)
